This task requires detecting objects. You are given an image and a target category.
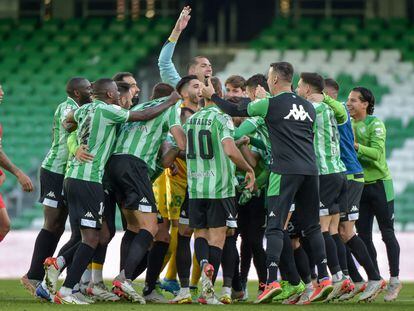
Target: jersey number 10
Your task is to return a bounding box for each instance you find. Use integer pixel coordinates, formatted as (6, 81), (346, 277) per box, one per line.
(187, 129), (214, 160)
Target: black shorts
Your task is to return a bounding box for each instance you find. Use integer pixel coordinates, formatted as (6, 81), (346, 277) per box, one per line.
(106, 154), (157, 213)
(63, 177), (105, 229)
(38, 167), (65, 209)
(267, 173), (320, 238)
(340, 176), (364, 222)
(287, 211), (302, 239)
(238, 194), (266, 231)
(319, 173), (347, 216)
(189, 198), (237, 229)
(179, 190), (190, 225)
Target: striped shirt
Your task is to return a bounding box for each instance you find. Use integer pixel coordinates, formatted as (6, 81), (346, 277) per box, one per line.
(113, 97), (181, 172)
(42, 97), (79, 174)
(312, 102), (346, 175)
(185, 105), (236, 199)
(65, 100), (129, 183)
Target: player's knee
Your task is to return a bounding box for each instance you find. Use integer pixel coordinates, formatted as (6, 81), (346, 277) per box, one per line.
(82, 231), (100, 248)
(178, 225), (193, 237)
(155, 224), (170, 243)
(143, 222), (158, 237)
(339, 225), (353, 242)
(291, 237), (301, 250)
(226, 228), (235, 237)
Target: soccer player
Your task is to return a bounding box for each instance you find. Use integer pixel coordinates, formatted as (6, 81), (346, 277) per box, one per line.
(113, 72), (141, 106)
(186, 78), (255, 305)
(108, 89), (185, 303)
(157, 6), (214, 293)
(84, 81), (135, 302)
(225, 75), (247, 98)
(348, 87), (402, 301)
(203, 62), (331, 304)
(42, 79), (179, 304)
(21, 78), (90, 295)
(0, 83), (34, 243)
(309, 79), (384, 302)
(296, 73), (350, 301)
(159, 6), (212, 87)
(167, 75), (203, 304)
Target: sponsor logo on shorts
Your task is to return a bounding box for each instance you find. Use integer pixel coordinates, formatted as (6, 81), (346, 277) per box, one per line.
(269, 262), (278, 267)
(269, 211), (276, 217)
(47, 191), (56, 198)
(319, 202), (325, 208)
(81, 219), (97, 228)
(140, 197), (149, 204)
(84, 212), (93, 218)
(350, 205), (358, 212)
(139, 204), (152, 213)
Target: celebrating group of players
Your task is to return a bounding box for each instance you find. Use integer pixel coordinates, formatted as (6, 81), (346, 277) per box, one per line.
(3, 6), (401, 305)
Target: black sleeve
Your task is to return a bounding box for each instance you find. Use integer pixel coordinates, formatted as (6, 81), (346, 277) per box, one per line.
(211, 94), (250, 117)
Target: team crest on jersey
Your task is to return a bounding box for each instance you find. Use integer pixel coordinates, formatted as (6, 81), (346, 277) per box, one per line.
(284, 104), (313, 121)
(226, 118), (234, 130)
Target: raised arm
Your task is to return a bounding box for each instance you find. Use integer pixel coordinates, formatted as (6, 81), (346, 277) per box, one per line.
(128, 91), (181, 122)
(322, 94), (348, 125)
(158, 6), (191, 86)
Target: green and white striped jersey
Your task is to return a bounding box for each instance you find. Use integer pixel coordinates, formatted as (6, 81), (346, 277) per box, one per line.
(113, 97), (181, 171)
(185, 105), (236, 199)
(245, 117), (271, 165)
(312, 102), (346, 175)
(65, 100), (130, 183)
(42, 97), (79, 174)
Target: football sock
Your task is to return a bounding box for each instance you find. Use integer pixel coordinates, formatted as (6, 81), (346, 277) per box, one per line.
(176, 234), (191, 288)
(27, 229), (59, 280)
(124, 229), (153, 280)
(143, 241), (169, 295)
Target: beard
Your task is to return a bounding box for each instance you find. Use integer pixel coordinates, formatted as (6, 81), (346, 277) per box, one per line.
(132, 95), (140, 107)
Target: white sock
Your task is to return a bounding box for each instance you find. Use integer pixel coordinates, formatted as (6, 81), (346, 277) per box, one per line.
(56, 256), (66, 270)
(332, 271), (343, 283)
(80, 268), (92, 284)
(390, 276), (399, 284)
(92, 269), (103, 284)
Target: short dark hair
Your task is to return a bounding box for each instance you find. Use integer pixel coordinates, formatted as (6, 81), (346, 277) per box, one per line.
(270, 62), (294, 82)
(352, 86), (375, 115)
(246, 74), (269, 92)
(116, 81), (131, 96)
(300, 72), (325, 93)
(112, 72), (134, 82)
(176, 75), (199, 95)
(187, 56), (208, 72)
(93, 78), (116, 98)
(324, 78), (339, 92)
(66, 77), (88, 96)
(210, 76), (223, 98)
(151, 82), (174, 100)
(225, 75), (246, 90)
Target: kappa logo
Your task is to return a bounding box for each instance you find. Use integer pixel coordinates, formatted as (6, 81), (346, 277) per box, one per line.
(284, 104), (313, 121)
(319, 202), (325, 208)
(47, 191), (56, 198)
(269, 211), (276, 217)
(269, 262), (278, 267)
(140, 197), (149, 204)
(84, 212), (93, 218)
(350, 205), (358, 212)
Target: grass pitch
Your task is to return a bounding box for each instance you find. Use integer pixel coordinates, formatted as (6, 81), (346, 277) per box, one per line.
(1, 279), (413, 310)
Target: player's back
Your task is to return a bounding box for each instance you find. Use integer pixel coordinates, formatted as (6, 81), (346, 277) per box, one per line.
(113, 97), (180, 172)
(312, 101), (346, 175)
(185, 105), (236, 199)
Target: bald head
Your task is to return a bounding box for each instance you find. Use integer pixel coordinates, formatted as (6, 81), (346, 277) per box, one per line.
(93, 78), (119, 105)
(66, 77), (92, 105)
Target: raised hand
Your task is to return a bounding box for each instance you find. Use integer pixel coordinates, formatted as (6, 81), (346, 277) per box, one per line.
(255, 85), (267, 99)
(174, 6), (191, 32)
(201, 77), (215, 100)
